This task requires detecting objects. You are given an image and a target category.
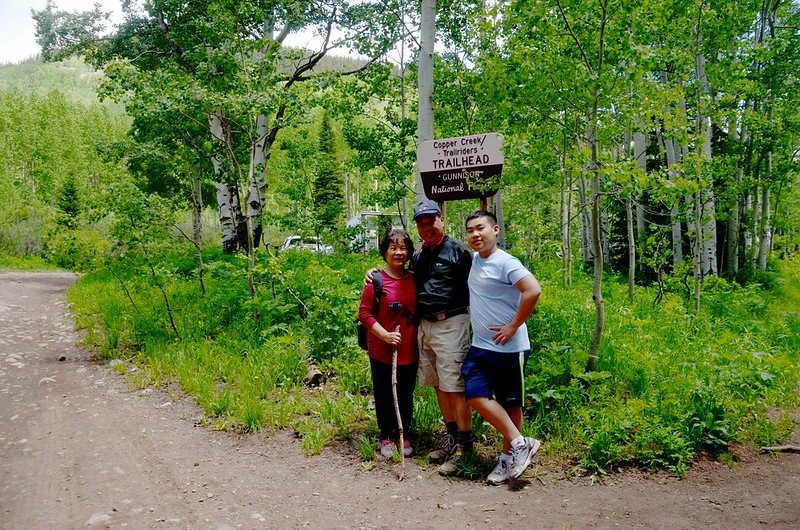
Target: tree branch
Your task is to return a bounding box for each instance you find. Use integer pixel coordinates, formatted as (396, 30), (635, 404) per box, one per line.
(555, 0), (594, 76)
(761, 445), (800, 453)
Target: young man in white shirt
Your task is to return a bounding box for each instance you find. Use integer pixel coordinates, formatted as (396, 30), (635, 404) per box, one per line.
(462, 210), (542, 485)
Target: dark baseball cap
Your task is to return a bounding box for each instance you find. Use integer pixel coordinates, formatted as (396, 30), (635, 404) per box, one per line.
(413, 199), (442, 220)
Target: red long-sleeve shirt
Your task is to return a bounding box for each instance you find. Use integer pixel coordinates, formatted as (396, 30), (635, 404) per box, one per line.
(358, 271), (419, 365)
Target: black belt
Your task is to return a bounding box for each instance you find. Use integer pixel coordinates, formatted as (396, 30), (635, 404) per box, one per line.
(422, 307), (468, 322)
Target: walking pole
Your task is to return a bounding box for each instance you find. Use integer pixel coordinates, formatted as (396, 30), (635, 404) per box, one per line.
(391, 325), (405, 481)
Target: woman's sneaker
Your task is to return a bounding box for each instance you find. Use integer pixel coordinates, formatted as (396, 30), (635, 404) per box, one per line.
(379, 439), (395, 458)
(403, 438), (413, 457)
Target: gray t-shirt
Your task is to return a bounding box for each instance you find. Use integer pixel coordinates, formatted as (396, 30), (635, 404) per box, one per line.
(468, 248), (532, 352)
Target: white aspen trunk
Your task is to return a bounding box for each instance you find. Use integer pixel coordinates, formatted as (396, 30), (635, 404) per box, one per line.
(578, 174), (593, 264)
(587, 169), (604, 372)
(560, 156), (572, 288)
(192, 164), (203, 251)
(633, 130), (647, 236)
(247, 115), (268, 219)
(726, 173), (742, 276)
(751, 188), (761, 268)
(656, 112), (684, 267)
(399, 25), (409, 228)
(726, 114), (745, 277)
(576, 126), (593, 265)
(694, 189), (702, 312)
(416, 0), (435, 202)
(626, 193), (635, 301)
(663, 136), (684, 265)
(700, 188), (718, 276)
(586, 113), (604, 373)
(745, 191), (755, 264)
(695, 53), (718, 276)
(209, 113), (241, 253)
(191, 163), (206, 296)
(214, 183), (241, 253)
(357, 172), (361, 212)
(490, 191), (506, 249)
(758, 107), (774, 270)
(758, 184), (771, 270)
(674, 83), (696, 267)
(631, 129), (647, 293)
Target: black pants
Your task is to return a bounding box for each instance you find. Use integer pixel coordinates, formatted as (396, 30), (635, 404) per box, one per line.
(369, 358), (417, 440)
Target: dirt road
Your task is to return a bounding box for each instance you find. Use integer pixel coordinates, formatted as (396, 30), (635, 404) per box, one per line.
(1, 271), (798, 529)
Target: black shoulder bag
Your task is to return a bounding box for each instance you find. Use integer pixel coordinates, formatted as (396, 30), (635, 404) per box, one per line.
(357, 272), (383, 350)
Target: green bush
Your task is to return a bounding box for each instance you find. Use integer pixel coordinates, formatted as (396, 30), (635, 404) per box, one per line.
(45, 228), (110, 272)
(65, 246), (800, 476)
(683, 386), (734, 454)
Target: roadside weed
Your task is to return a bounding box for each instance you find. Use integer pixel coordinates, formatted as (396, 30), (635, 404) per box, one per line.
(357, 435), (376, 462)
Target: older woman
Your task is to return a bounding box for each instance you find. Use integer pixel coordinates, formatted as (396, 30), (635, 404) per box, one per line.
(358, 228), (419, 457)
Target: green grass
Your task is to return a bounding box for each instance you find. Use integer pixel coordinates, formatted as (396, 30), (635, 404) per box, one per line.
(64, 244), (800, 475)
(0, 252), (59, 271)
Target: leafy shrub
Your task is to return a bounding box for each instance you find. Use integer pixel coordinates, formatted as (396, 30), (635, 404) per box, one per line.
(736, 265), (779, 290)
(0, 205), (46, 255)
(683, 386), (733, 454)
(634, 422), (693, 475)
(579, 409), (637, 474)
(45, 228), (110, 271)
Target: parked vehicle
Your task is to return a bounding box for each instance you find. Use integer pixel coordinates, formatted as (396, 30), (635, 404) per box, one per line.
(346, 211), (403, 253)
(280, 235), (334, 254)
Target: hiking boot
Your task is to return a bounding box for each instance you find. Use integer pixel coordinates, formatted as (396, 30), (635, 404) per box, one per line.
(510, 438), (541, 479)
(438, 443), (464, 476)
(486, 457), (512, 486)
(428, 433), (455, 463)
(379, 439), (395, 458)
(403, 438), (413, 457)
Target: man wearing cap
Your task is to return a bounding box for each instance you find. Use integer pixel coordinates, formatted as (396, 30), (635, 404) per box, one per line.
(369, 199), (473, 475)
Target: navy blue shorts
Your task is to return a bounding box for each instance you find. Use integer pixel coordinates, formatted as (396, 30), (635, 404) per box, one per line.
(462, 345), (529, 408)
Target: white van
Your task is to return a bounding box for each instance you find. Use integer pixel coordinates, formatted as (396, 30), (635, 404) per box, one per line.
(279, 235), (334, 254)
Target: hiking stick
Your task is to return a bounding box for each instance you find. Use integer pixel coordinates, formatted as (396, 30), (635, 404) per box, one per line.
(390, 325), (405, 481)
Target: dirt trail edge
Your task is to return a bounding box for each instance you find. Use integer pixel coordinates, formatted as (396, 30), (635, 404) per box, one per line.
(1, 271), (798, 529)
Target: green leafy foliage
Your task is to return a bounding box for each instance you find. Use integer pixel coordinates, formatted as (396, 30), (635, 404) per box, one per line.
(64, 240), (800, 473)
(0, 77), (129, 265)
(684, 386), (733, 455)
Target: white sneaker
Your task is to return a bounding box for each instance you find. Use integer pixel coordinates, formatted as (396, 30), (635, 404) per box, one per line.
(487, 457), (512, 485)
(510, 438), (541, 479)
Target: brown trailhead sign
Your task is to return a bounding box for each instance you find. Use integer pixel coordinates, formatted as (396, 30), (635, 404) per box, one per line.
(417, 132), (503, 201)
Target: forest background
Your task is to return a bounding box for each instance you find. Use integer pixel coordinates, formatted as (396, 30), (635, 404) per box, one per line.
(1, 0), (799, 478)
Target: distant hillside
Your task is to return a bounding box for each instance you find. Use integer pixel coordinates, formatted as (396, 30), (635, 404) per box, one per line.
(0, 57), (107, 106)
(0, 49), (377, 108)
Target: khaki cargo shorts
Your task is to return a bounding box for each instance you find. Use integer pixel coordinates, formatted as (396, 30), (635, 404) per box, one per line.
(417, 312), (470, 392)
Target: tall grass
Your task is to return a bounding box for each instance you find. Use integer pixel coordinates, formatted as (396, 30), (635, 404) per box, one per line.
(65, 244), (800, 474)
